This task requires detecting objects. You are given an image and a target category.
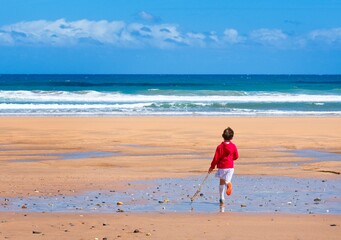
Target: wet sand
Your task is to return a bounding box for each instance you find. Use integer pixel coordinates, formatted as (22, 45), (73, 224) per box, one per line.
(0, 117), (341, 239)
(1, 212), (340, 240)
(1, 175), (340, 214)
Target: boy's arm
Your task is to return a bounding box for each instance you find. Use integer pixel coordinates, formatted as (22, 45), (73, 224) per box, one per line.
(233, 146), (239, 160)
(208, 147), (220, 173)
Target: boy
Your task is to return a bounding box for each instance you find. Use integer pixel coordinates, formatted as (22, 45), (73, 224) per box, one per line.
(208, 127), (239, 207)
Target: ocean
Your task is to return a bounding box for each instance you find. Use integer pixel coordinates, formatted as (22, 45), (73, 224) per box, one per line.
(0, 74), (340, 116)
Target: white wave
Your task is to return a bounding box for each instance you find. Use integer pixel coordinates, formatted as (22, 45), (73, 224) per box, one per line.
(1, 109), (340, 116)
(0, 103), (151, 110)
(1, 90), (341, 103)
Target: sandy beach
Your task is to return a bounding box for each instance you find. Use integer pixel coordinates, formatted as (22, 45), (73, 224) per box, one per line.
(0, 116), (341, 239)
(1, 212), (340, 240)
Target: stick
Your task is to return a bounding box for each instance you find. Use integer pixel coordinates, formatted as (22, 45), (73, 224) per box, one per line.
(190, 172), (210, 202)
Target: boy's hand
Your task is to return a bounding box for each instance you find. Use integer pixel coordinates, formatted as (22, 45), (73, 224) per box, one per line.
(208, 167), (214, 173)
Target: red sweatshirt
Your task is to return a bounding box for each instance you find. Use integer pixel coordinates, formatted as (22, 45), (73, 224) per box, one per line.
(210, 141), (239, 169)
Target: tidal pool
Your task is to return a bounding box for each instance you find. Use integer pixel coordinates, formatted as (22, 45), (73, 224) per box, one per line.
(1, 175), (340, 214)
(290, 149), (341, 163)
(7, 151), (118, 163)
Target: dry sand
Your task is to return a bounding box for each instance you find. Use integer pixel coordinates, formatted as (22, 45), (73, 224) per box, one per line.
(0, 117), (340, 239)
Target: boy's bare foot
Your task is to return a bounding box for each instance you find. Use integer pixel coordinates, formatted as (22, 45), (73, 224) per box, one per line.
(226, 182), (232, 196)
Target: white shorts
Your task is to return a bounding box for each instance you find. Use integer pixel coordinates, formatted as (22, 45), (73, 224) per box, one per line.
(215, 168), (234, 182)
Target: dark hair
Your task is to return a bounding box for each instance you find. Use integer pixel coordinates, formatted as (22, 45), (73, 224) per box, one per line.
(222, 127), (234, 141)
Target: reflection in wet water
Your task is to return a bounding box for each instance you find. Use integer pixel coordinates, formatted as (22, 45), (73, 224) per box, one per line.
(290, 149), (341, 163)
(7, 151), (204, 163)
(1, 175), (340, 214)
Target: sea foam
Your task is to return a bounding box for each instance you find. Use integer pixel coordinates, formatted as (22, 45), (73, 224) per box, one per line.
(1, 90), (341, 103)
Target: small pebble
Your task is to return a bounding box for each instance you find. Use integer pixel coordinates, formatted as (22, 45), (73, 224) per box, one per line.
(117, 202), (123, 206)
(133, 229), (140, 233)
(241, 204), (247, 208)
(32, 231), (41, 234)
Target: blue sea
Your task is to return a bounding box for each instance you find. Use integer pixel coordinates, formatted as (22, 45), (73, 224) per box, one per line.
(0, 74), (340, 116)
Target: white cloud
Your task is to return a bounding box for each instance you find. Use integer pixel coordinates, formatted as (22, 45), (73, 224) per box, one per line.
(0, 31), (13, 45)
(0, 19), (126, 46)
(186, 32), (207, 47)
(138, 11), (159, 22)
(187, 32), (206, 40)
(208, 31), (219, 42)
(0, 19), (340, 50)
(127, 23), (187, 48)
(249, 28), (287, 45)
(223, 28), (243, 44)
(0, 19), (189, 48)
(309, 28), (341, 44)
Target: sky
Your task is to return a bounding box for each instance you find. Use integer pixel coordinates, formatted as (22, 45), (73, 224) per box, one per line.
(0, 0), (341, 74)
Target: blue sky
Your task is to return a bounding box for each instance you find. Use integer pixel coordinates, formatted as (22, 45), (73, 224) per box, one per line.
(0, 0), (341, 74)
